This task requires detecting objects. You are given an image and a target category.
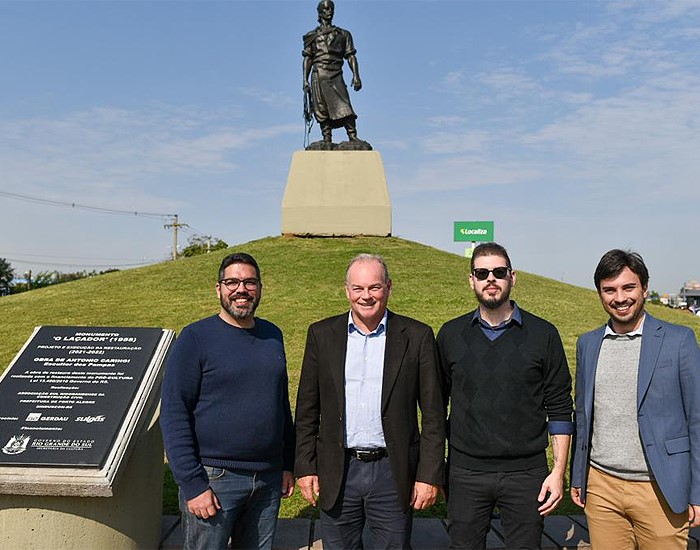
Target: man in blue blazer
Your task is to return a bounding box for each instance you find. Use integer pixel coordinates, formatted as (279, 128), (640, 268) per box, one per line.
(570, 249), (700, 549)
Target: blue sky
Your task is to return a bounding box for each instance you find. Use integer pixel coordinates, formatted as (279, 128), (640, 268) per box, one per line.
(1, 0), (699, 293)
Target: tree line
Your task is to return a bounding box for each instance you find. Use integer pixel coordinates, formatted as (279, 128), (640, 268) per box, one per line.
(0, 258), (119, 296)
(0, 236), (228, 296)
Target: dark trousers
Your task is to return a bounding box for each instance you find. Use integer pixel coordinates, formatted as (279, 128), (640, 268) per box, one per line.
(447, 464), (548, 550)
(320, 455), (413, 549)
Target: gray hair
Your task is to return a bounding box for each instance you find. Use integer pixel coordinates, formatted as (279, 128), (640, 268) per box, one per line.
(345, 254), (390, 285)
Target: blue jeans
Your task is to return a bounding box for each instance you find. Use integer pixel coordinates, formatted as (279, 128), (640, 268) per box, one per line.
(180, 466), (282, 550)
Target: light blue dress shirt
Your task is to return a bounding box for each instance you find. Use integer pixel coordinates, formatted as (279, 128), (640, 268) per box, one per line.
(344, 310), (388, 449)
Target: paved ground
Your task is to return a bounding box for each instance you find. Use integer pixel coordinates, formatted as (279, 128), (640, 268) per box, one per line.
(159, 514), (700, 549)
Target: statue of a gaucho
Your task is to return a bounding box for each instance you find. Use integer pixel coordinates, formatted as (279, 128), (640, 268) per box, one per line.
(303, 0), (371, 150)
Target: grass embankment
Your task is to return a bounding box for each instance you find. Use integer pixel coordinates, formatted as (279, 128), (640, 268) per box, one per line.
(2, 236), (699, 518)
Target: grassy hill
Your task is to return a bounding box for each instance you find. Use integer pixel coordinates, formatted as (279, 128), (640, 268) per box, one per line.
(2, 235), (699, 517)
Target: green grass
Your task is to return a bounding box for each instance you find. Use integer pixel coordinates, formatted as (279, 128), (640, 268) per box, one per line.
(2, 235), (699, 518)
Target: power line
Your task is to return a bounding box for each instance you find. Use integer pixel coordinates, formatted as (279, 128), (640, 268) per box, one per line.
(1, 190), (223, 262)
(0, 188), (186, 260)
(182, 225), (215, 238)
(2, 257), (155, 269)
(1, 251), (160, 262)
(0, 190), (175, 219)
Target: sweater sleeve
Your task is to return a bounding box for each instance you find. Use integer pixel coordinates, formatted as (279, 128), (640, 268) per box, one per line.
(160, 327), (209, 501)
(542, 324), (575, 435)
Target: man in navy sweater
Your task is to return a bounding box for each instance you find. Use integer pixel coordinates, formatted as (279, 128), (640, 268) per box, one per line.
(437, 242), (573, 549)
(161, 253), (294, 550)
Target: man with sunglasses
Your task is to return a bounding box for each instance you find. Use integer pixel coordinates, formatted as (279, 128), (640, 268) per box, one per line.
(437, 242), (573, 549)
(161, 253), (295, 549)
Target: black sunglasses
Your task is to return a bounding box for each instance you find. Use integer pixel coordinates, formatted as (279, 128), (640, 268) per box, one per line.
(472, 267), (511, 281)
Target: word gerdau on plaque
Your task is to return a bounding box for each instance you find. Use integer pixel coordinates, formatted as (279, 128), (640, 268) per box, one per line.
(0, 326), (165, 469)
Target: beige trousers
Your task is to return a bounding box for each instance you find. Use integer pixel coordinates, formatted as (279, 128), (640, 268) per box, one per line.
(584, 466), (688, 550)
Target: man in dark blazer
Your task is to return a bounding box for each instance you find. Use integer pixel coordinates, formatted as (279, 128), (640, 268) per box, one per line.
(294, 253), (445, 549)
(570, 249), (700, 549)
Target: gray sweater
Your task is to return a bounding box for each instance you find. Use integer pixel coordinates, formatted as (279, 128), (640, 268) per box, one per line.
(590, 334), (651, 480)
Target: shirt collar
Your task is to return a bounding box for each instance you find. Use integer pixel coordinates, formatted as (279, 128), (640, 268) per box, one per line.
(471, 301), (522, 329)
(348, 309), (388, 336)
(604, 313), (646, 338)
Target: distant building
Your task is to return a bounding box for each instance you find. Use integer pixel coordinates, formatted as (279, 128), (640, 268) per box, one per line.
(679, 280), (700, 310)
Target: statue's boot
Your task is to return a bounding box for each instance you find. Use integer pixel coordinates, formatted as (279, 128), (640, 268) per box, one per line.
(345, 120), (360, 141)
(321, 123), (333, 150)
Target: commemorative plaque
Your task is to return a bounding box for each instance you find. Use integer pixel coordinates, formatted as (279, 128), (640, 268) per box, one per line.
(0, 325), (174, 496)
(0, 326), (164, 467)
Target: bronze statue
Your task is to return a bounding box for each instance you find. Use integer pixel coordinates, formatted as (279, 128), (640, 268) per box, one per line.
(303, 0), (371, 151)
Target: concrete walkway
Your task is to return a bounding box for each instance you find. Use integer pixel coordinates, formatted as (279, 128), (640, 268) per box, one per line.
(159, 514), (700, 549)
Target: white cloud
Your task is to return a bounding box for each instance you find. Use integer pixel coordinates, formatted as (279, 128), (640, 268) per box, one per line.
(427, 115), (468, 127)
(521, 77), (700, 198)
(391, 156), (542, 195)
(421, 131), (491, 155)
(413, 1), (700, 211)
(475, 68), (541, 98)
(0, 106), (298, 201)
(239, 87), (296, 108)
(443, 70), (467, 87)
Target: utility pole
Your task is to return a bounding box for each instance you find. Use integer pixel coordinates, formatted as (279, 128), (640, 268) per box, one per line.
(164, 214), (189, 260)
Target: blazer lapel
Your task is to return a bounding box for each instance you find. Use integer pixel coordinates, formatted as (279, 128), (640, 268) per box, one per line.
(638, 314), (664, 409)
(329, 314), (349, 416)
(584, 326), (606, 411)
(382, 311), (408, 413)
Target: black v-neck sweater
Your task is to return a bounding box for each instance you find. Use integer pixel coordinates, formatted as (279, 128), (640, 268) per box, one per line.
(437, 308), (573, 471)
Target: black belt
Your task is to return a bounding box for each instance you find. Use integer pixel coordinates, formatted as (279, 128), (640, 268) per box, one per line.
(347, 448), (387, 462)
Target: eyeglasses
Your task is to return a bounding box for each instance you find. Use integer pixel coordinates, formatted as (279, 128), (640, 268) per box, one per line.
(472, 267), (511, 281)
(218, 278), (260, 291)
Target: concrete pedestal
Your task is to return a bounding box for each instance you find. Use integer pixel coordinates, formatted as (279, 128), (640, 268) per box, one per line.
(281, 150), (392, 236)
(0, 415), (164, 549)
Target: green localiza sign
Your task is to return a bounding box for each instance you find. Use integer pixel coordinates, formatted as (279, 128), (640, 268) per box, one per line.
(454, 221), (494, 242)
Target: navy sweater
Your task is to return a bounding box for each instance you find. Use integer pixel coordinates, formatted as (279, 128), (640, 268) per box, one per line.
(161, 314), (295, 500)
